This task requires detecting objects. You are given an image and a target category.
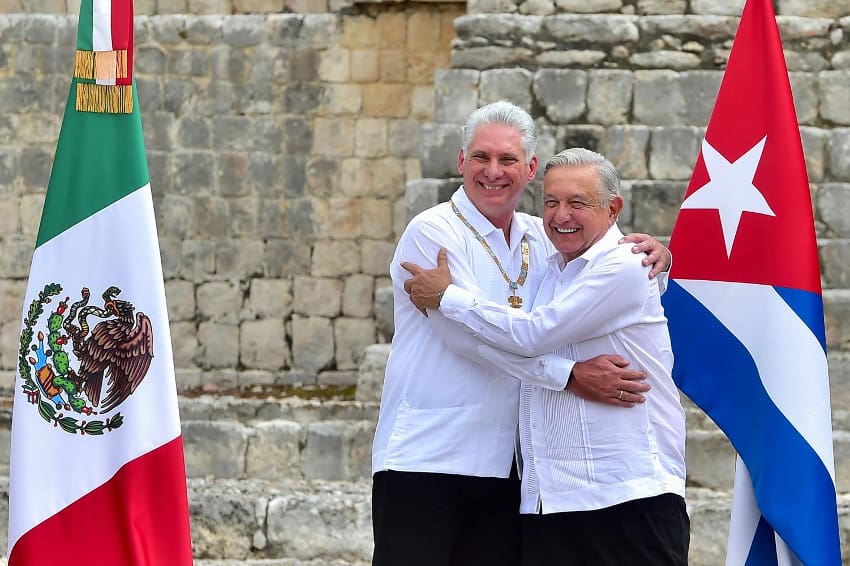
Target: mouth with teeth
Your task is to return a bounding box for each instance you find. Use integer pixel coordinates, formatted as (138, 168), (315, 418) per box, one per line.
(553, 227), (579, 234)
(480, 182), (508, 191)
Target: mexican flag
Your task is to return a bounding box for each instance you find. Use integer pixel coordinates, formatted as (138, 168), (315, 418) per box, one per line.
(7, 1), (194, 564)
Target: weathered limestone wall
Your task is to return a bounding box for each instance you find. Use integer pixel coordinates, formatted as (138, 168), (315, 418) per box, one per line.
(0, 4), (462, 391)
(1, 0), (848, 390)
(408, 0), (850, 360)
(2, 0), (389, 15)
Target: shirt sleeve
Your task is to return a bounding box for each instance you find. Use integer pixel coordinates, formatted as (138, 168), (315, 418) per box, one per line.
(475, 342), (576, 388)
(439, 246), (656, 357)
(392, 215), (571, 390)
(428, 315), (571, 390)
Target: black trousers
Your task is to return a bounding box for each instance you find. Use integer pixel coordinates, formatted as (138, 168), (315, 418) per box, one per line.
(372, 467), (521, 566)
(520, 493), (690, 566)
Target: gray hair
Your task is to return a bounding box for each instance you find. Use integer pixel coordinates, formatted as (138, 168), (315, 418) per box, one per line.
(463, 101), (537, 164)
(543, 147), (620, 204)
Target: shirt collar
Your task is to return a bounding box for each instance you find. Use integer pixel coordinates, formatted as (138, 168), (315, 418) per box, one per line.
(547, 224), (625, 269)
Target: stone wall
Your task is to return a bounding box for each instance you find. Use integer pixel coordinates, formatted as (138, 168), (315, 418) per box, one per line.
(0, 0), (848, 391)
(0, 4), (462, 391)
(3, 0), (367, 15)
(407, 0), (850, 359)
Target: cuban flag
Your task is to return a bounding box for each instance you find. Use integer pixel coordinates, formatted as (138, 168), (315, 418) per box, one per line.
(662, 0), (841, 564)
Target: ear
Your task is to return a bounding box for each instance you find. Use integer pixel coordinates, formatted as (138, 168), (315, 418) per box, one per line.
(527, 155), (538, 181)
(458, 150), (465, 175)
(608, 196), (624, 225)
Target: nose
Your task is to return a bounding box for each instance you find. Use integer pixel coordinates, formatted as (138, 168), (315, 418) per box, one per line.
(553, 205), (572, 223)
(484, 158), (502, 179)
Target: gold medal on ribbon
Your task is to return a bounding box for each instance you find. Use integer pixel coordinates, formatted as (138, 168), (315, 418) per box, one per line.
(451, 200), (529, 309)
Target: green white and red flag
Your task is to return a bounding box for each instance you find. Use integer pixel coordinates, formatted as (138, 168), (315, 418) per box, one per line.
(7, 1), (193, 564)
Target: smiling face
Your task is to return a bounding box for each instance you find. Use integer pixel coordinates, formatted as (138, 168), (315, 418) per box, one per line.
(543, 164), (623, 262)
(459, 123), (538, 231)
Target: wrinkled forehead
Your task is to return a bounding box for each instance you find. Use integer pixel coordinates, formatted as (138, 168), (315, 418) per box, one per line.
(544, 163), (598, 186)
(467, 123), (527, 158)
(543, 165), (603, 199)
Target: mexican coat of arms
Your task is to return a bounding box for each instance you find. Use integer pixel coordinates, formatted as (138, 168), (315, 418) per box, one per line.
(18, 283), (154, 435)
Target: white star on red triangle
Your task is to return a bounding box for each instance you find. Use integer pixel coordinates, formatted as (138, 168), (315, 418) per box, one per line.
(681, 136), (775, 257)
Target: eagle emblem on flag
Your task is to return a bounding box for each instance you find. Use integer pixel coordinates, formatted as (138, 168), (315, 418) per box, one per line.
(18, 283), (154, 435)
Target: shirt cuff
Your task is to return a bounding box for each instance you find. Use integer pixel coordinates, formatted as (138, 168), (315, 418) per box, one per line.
(476, 344), (575, 391)
(547, 356), (575, 390)
(439, 284), (476, 315)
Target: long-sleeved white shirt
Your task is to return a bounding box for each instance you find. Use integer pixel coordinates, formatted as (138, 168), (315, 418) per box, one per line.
(372, 188), (577, 478)
(439, 224), (687, 512)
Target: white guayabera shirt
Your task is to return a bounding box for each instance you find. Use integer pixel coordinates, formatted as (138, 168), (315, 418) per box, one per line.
(372, 188), (575, 479)
(439, 225), (687, 513)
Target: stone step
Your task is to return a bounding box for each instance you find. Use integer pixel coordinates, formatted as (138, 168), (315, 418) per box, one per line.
(0, 477), (372, 564)
(188, 478), (372, 564)
(0, 476), (847, 564)
(684, 421), (850, 494)
(181, 416), (846, 496)
(0, 393), (383, 483)
(196, 561), (367, 566)
(687, 487), (734, 565)
(178, 394), (380, 424)
(180, 393), (378, 482)
(688, 490), (850, 565)
(1, 387), (849, 493)
(190, 480), (850, 566)
(183, 417), (375, 481)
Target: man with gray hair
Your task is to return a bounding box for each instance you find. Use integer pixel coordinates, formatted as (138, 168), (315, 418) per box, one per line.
(372, 103), (672, 565)
(405, 147), (688, 565)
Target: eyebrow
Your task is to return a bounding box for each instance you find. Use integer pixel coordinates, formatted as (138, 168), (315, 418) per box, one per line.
(471, 150), (520, 159)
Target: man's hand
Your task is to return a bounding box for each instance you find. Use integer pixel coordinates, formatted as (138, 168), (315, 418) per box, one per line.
(619, 233), (671, 279)
(401, 248), (452, 315)
(567, 354), (650, 407)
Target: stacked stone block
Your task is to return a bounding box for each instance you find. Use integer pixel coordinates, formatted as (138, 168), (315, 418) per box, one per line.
(176, 395), (378, 563)
(0, 7), (462, 391)
(414, 5), (850, 332)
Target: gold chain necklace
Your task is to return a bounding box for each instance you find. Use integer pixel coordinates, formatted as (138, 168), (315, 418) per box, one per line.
(450, 199), (529, 308)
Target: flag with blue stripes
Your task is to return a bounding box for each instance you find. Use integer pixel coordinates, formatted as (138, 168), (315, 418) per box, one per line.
(661, 0), (841, 564)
